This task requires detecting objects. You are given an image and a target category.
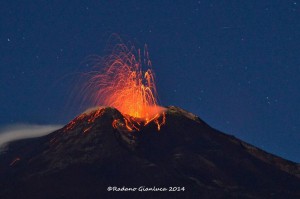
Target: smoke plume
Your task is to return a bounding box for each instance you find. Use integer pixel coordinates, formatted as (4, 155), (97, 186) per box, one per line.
(0, 124), (62, 150)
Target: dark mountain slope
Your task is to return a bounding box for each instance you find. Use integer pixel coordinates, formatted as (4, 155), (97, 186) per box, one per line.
(0, 106), (299, 199)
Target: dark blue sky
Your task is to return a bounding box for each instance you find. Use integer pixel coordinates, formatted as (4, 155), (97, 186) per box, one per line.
(1, 1), (299, 162)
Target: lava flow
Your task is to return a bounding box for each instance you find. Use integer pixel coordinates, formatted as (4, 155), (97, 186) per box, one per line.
(83, 42), (165, 131)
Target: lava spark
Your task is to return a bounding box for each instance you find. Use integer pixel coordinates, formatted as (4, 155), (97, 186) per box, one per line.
(83, 42), (165, 131)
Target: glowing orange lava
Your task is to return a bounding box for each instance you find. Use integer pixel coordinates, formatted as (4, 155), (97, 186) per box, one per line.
(84, 42), (165, 131)
(10, 157), (21, 166)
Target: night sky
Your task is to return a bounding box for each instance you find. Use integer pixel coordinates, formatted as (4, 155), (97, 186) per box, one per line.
(1, 1), (299, 162)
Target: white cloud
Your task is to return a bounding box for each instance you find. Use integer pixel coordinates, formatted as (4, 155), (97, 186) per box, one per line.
(0, 124), (62, 150)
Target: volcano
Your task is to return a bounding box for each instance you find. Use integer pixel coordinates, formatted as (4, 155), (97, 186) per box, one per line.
(0, 106), (299, 199)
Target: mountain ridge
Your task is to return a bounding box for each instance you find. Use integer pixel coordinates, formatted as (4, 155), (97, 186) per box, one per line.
(0, 106), (299, 199)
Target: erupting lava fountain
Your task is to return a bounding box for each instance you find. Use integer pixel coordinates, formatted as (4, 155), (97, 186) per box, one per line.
(82, 42), (165, 131)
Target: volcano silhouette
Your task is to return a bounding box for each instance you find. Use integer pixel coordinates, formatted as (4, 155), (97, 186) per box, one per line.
(0, 106), (299, 199)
